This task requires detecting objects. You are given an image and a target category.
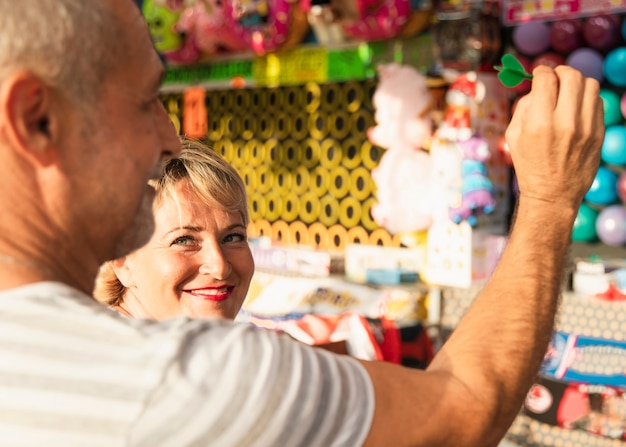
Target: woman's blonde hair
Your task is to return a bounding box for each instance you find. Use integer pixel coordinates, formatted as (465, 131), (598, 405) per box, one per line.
(94, 137), (249, 306)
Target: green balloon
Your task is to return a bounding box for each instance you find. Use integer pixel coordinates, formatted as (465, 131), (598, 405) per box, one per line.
(600, 89), (623, 127)
(572, 202), (599, 242)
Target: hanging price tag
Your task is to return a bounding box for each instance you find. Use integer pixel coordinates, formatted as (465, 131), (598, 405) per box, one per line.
(183, 86), (208, 138)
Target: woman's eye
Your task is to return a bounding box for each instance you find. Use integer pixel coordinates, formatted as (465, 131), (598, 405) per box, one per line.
(224, 233), (246, 243)
(172, 235), (195, 246)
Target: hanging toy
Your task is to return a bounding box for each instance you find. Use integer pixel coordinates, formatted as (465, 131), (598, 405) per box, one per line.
(142, 0), (201, 65)
(223, 0), (309, 55)
(437, 71), (485, 142)
(175, 0), (249, 58)
(368, 63), (435, 234)
(299, 0), (352, 45)
(448, 135), (495, 226)
(342, 0), (412, 41)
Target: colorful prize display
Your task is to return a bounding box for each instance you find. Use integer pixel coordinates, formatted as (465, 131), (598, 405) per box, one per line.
(511, 12), (626, 247)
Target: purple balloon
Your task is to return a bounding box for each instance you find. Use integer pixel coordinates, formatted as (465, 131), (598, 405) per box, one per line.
(513, 21), (551, 56)
(596, 205), (626, 246)
(550, 19), (584, 54)
(583, 14), (621, 52)
(566, 47), (605, 83)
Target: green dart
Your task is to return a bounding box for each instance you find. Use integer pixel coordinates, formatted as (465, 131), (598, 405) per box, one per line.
(494, 53), (533, 88)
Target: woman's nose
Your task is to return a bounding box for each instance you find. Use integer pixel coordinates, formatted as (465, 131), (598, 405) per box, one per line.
(198, 245), (232, 280)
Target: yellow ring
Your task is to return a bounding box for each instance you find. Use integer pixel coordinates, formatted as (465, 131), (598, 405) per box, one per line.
(256, 114), (274, 140)
(233, 89), (251, 112)
(265, 138), (282, 165)
(246, 220), (260, 239)
(361, 140), (384, 170)
(168, 113), (181, 135)
(281, 192), (301, 222)
(222, 113), (240, 139)
(369, 228), (393, 247)
(248, 193), (267, 222)
(232, 139), (249, 167)
(281, 139), (301, 169)
(300, 138), (321, 169)
(267, 88), (284, 110)
(319, 138), (342, 170)
(273, 167), (293, 195)
(360, 197), (379, 231)
(283, 86), (304, 112)
(298, 191), (322, 224)
(247, 139), (266, 167)
(291, 111), (310, 141)
(250, 89), (268, 110)
(214, 140), (235, 164)
(263, 192), (283, 222)
(347, 226), (369, 245)
(327, 224), (348, 250)
(338, 196), (362, 228)
(255, 165), (273, 194)
(349, 167), (373, 200)
(165, 96), (180, 115)
(206, 113), (223, 140)
(328, 110), (351, 140)
(391, 233), (405, 247)
(310, 166), (330, 196)
(308, 111), (328, 140)
(216, 90), (234, 110)
(341, 81), (364, 113)
(350, 108), (375, 137)
(274, 112), (292, 140)
(239, 166), (258, 194)
(292, 166), (311, 195)
(304, 82), (321, 113)
(271, 220), (290, 244)
(240, 114), (256, 140)
(328, 166), (351, 199)
(341, 137), (364, 170)
(318, 195), (339, 227)
(308, 222), (329, 248)
(254, 218), (273, 239)
(289, 221), (310, 245)
(320, 83), (341, 112)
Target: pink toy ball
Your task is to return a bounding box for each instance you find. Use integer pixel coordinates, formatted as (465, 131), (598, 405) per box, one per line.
(513, 21), (551, 56)
(604, 47), (626, 87)
(601, 125), (626, 166)
(582, 14), (621, 52)
(621, 92), (626, 119)
(566, 47), (605, 83)
(618, 171), (626, 204)
(549, 18), (583, 54)
(600, 89), (623, 126)
(596, 205), (626, 246)
(531, 52), (566, 71)
(585, 166), (619, 205)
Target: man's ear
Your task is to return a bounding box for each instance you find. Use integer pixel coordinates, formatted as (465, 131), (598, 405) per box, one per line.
(111, 256), (137, 288)
(0, 71), (58, 165)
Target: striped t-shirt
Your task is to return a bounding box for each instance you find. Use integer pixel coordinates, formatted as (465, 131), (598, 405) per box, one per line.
(0, 282), (374, 446)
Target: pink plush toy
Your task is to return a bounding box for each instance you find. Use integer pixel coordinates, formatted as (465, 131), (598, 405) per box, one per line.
(176, 0), (249, 57)
(368, 63), (435, 234)
(342, 0), (412, 41)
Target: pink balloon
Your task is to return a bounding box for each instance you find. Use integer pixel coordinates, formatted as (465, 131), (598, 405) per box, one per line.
(583, 14), (621, 52)
(512, 54), (533, 95)
(618, 171), (626, 203)
(531, 52), (566, 70)
(550, 19), (583, 54)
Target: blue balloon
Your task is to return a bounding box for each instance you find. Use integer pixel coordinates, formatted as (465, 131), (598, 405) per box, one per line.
(585, 166), (619, 205)
(600, 89), (623, 126)
(604, 47), (626, 87)
(602, 125), (626, 166)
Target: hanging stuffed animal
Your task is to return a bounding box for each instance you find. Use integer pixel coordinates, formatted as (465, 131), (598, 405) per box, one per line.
(142, 0), (201, 65)
(367, 63), (435, 234)
(175, 0), (249, 58)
